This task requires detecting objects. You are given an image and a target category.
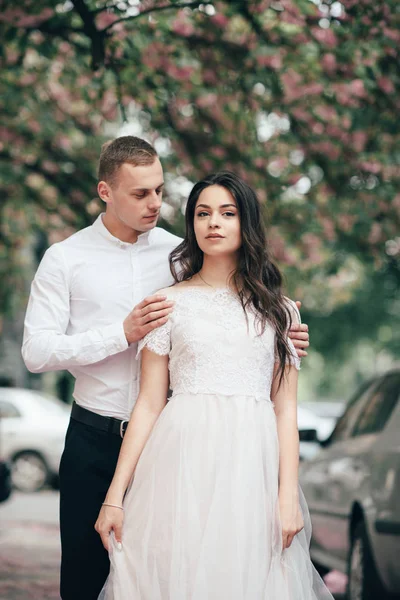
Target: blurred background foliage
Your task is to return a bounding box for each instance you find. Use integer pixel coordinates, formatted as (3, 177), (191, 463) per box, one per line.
(0, 0), (399, 399)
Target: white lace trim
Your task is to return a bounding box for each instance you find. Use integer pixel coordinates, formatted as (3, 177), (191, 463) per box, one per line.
(136, 288), (301, 402)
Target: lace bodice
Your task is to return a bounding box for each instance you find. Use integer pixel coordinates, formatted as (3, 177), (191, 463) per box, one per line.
(137, 287), (300, 402)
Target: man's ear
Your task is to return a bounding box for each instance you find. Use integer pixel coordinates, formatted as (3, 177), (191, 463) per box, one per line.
(98, 180), (112, 205)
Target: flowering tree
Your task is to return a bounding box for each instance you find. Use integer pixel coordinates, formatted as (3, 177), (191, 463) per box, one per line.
(1, 0), (399, 390)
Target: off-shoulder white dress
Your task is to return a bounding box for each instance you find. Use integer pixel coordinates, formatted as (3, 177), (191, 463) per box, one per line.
(100, 288), (333, 600)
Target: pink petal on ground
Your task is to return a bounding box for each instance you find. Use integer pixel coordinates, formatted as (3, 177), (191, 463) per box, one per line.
(324, 570), (348, 593)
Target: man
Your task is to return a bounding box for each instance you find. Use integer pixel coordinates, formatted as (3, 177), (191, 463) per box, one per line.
(22, 136), (310, 599)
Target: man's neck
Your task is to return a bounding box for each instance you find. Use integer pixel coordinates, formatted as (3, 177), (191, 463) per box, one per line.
(102, 213), (139, 244)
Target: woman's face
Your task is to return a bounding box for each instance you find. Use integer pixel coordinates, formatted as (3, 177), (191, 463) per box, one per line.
(193, 185), (242, 257)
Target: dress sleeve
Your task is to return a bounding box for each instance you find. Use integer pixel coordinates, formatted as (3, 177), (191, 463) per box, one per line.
(275, 298), (301, 371)
(136, 319), (171, 358)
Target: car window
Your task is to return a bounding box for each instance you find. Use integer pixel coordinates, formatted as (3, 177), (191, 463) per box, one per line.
(0, 400), (20, 418)
(328, 379), (379, 443)
(352, 373), (400, 437)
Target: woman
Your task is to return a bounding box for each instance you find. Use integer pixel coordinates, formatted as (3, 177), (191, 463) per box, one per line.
(96, 172), (333, 599)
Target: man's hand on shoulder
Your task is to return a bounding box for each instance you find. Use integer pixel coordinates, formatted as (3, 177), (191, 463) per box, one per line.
(289, 300), (309, 358)
(123, 294), (174, 344)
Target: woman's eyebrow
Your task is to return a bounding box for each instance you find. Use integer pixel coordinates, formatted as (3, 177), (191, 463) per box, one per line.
(196, 203), (237, 209)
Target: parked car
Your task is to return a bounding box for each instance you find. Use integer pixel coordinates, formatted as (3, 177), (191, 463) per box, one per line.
(0, 388), (70, 492)
(297, 405), (337, 461)
(300, 369), (400, 600)
(301, 400), (345, 424)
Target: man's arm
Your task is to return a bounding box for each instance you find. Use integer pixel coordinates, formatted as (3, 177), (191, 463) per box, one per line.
(22, 245), (174, 373)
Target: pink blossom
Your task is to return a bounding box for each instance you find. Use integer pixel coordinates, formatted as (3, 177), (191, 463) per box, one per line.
(196, 94), (218, 109)
(172, 17), (195, 37)
(203, 69), (218, 85)
(28, 120), (41, 134)
(383, 28), (400, 42)
(338, 214), (356, 232)
(211, 14), (229, 29)
(6, 48), (19, 65)
(57, 136), (72, 151)
(368, 222), (382, 244)
(321, 217), (336, 241)
(257, 55), (282, 69)
(312, 27), (338, 48)
(349, 79), (366, 98)
(392, 194), (400, 212)
(19, 73), (36, 86)
(291, 107), (308, 121)
(360, 161), (381, 174)
(42, 161), (59, 174)
(15, 8), (53, 27)
(310, 141), (340, 160)
(352, 131), (367, 152)
(312, 122), (324, 135)
(211, 147), (225, 158)
(324, 571), (347, 594)
(96, 12), (119, 29)
(321, 53), (337, 74)
(378, 77), (395, 94)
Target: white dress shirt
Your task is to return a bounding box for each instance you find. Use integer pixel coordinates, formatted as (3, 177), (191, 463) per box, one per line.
(22, 214), (182, 419)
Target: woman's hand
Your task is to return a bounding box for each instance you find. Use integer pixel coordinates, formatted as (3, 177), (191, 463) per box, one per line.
(279, 493), (304, 550)
(95, 505), (124, 552)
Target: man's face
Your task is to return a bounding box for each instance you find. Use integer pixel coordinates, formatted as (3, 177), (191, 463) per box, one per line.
(98, 159), (164, 234)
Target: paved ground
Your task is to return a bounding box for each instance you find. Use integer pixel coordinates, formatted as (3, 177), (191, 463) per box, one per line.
(0, 490), (346, 599)
(0, 491), (60, 600)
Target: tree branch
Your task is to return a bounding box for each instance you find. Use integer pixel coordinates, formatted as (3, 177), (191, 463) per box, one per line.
(71, 0), (106, 68)
(102, 1), (203, 32)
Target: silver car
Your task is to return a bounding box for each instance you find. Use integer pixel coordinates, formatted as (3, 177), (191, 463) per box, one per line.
(0, 388), (70, 492)
(300, 369), (400, 600)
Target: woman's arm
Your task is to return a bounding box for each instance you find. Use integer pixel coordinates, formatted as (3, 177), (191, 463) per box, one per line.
(271, 361), (304, 550)
(95, 347), (169, 551)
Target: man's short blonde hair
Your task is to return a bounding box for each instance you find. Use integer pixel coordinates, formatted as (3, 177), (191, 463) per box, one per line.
(98, 136), (158, 186)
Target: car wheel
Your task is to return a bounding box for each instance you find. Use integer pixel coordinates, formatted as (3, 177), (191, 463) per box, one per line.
(347, 520), (389, 600)
(11, 451), (49, 492)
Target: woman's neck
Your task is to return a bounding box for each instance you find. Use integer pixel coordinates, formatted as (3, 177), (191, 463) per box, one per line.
(198, 255), (238, 289)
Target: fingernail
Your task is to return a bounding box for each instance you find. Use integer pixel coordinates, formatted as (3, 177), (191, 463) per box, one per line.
(117, 542), (122, 550)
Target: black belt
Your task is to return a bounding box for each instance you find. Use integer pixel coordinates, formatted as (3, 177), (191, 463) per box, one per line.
(71, 402), (128, 438)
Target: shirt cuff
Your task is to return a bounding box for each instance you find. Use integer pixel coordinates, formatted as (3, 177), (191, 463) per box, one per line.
(103, 322), (129, 355)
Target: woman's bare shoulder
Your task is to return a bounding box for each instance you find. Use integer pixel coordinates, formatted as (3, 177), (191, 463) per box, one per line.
(156, 281), (197, 297)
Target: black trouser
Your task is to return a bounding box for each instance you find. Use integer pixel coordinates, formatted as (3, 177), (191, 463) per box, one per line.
(59, 418), (122, 600)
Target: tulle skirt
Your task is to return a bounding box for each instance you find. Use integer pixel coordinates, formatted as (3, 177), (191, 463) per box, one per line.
(99, 393), (333, 599)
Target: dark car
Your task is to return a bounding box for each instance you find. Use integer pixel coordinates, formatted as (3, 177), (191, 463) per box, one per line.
(300, 369), (400, 600)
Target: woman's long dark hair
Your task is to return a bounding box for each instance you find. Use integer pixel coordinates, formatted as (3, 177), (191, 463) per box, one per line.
(170, 171), (294, 384)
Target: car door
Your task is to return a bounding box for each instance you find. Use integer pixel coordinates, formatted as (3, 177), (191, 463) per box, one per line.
(301, 378), (382, 569)
(353, 373), (400, 592)
(0, 399), (22, 459)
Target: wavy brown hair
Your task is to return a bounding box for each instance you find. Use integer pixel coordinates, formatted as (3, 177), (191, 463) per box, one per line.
(170, 171), (296, 384)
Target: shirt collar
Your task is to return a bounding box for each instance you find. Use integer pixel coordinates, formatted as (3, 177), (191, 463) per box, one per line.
(92, 214), (152, 249)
